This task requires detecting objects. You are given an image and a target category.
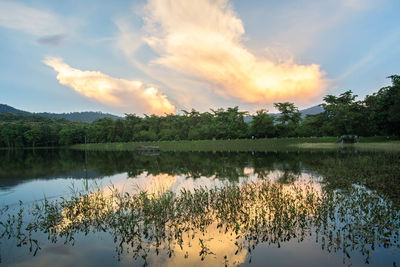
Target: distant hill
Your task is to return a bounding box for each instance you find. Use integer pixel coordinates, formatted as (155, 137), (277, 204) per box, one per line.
(299, 105), (324, 116)
(0, 104), (30, 115)
(0, 104), (122, 122)
(1, 103), (324, 123)
(35, 112), (121, 122)
(244, 105), (324, 123)
(269, 105), (324, 118)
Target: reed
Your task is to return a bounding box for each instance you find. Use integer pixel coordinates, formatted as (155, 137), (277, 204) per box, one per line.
(70, 137), (400, 152)
(1, 181), (399, 265)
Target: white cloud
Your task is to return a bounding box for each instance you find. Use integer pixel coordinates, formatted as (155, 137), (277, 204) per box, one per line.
(119, 0), (327, 107)
(0, 0), (76, 45)
(339, 0), (381, 10)
(258, 0), (383, 58)
(43, 57), (176, 115)
(114, 18), (144, 58)
(0, 1), (62, 35)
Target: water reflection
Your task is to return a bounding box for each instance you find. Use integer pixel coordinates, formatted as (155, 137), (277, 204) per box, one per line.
(2, 180), (399, 266)
(2, 149), (399, 202)
(0, 150), (309, 185)
(0, 150), (400, 266)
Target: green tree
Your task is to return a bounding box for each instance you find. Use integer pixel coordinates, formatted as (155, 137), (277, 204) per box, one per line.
(211, 107), (248, 139)
(24, 127), (41, 147)
(365, 75), (400, 137)
(59, 126), (85, 145)
(273, 102), (301, 137)
(387, 75), (400, 136)
(320, 91), (365, 136)
(124, 114), (143, 141)
(299, 113), (325, 137)
(250, 109), (275, 138)
(182, 109), (213, 140)
(0, 127), (16, 147)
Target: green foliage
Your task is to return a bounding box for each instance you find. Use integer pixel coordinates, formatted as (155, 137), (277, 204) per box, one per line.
(274, 102), (301, 125)
(59, 126), (85, 145)
(319, 91), (366, 136)
(0, 114), (82, 147)
(364, 75), (400, 136)
(274, 102), (301, 137)
(1, 74), (400, 147)
(300, 77), (400, 137)
(250, 109), (275, 138)
(211, 107), (249, 139)
(23, 127), (41, 147)
(299, 113), (325, 137)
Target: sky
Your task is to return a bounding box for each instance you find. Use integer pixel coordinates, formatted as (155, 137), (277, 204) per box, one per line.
(0, 0), (399, 116)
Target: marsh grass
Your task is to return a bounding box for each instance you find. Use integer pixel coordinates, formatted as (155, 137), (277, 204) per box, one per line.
(71, 137), (338, 152)
(1, 181), (399, 266)
(309, 152), (400, 203)
(70, 137), (400, 153)
(296, 142), (400, 152)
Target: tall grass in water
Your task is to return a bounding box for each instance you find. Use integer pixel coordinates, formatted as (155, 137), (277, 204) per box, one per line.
(70, 137), (400, 152)
(71, 137), (339, 152)
(1, 181), (399, 266)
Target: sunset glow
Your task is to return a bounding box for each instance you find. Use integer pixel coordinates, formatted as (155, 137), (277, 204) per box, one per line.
(43, 57), (176, 115)
(1, 0), (400, 266)
(1, 0), (396, 114)
(142, 0), (326, 104)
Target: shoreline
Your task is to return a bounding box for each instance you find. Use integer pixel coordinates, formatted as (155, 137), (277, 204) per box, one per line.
(69, 137), (400, 152)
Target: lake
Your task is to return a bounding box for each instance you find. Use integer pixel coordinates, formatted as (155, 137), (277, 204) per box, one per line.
(1, 149), (399, 266)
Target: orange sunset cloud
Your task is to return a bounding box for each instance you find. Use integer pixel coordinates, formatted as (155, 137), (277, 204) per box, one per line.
(43, 57), (176, 115)
(142, 0), (327, 104)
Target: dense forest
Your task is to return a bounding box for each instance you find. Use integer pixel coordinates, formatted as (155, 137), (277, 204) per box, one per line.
(0, 75), (399, 147)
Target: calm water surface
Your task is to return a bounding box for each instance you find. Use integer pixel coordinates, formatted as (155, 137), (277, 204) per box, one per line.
(0, 149), (399, 266)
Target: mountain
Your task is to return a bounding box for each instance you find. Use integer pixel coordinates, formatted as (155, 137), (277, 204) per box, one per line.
(35, 112), (121, 122)
(0, 104), (122, 122)
(299, 105), (324, 116)
(1, 103), (324, 123)
(269, 105), (324, 118)
(0, 104), (30, 115)
(244, 105), (324, 123)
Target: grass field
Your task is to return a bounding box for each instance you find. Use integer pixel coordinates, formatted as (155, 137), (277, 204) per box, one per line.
(296, 142), (400, 152)
(70, 136), (400, 152)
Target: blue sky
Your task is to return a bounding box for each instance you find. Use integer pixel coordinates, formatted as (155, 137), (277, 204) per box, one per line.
(1, 0), (399, 115)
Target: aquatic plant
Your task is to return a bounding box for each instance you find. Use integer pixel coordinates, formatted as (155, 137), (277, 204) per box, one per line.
(1, 181), (399, 266)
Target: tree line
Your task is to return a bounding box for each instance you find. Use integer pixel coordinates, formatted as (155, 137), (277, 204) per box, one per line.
(0, 75), (399, 147)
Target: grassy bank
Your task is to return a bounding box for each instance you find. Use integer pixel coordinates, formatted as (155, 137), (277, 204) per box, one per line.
(70, 137), (335, 152)
(70, 136), (400, 152)
(295, 141), (400, 152)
